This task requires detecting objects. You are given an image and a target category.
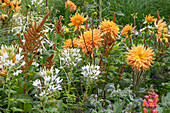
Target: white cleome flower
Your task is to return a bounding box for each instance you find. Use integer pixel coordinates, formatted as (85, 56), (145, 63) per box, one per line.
(60, 48), (82, 67)
(81, 64), (100, 80)
(33, 67), (63, 97)
(13, 70), (22, 76)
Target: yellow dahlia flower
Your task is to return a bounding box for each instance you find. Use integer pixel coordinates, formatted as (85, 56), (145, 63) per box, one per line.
(77, 29), (102, 54)
(122, 24), (135, 40)
(126, 45), (155, 71)
(99, 19), (119, 40)
(65, 0), (76, 12)
(145, 14), (156, 23)
(62, 38), (78, 49)
(68, 13), (88, 31)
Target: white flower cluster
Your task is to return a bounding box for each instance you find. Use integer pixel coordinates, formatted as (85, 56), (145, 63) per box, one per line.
(60, 48), (82, 67)
(81, 64), (100, 80)
(31, 0), (44, 6)
(0, 45), (25, 76)
(33, 67), (63, 97)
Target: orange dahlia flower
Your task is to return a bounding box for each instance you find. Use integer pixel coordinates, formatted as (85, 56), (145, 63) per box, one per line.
(0, 69), (6, 76)
(154, 19), (167, 42)
(65, 0), (76, 12)
(126, 45), (155, 71)
(145, 14), (156, 23)
(62, 38), (78, 49)
(68, 13), (88, 31)
(9, 0), (21, 12)
(99, 19), (119, 40)
(77, 29), (102, 54)
(122, 24), (135, 40)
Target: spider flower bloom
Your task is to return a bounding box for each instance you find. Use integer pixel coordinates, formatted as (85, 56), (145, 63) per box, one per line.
(68, 13), (88, 31)
(65, 0), (76, 12)
(77, 29), (102, 54)
(122, 24), (135, 40)
(126, 45), (155, 71)
(145, 14), (156, 23)
(99, 19), (119, 40)
(62, 38), (78, 49)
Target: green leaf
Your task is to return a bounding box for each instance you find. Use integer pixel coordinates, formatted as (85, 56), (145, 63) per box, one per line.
(87, 4), (97, 9)
(114, 100), (125, 113)
(156, 105), (163, 113)
(11, 107), (23, 112)
(18, 94), (33, 103)
(116, 11), (125, 16)
(24, 103), (32, 112)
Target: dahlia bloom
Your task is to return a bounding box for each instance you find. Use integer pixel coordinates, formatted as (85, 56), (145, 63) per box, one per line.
(99, 19), (119, 40)
(126, 45), (155, 71)
(122, 24), (135, 40)
(68, 13), (88, 31)
(77, 29), (103, 54)
(62, 38), (78, 49)
(154, 19), (167, 42)
(65, 0), (76, 12)
(145, 14), (156, 23)
(9, 0), (21, 12)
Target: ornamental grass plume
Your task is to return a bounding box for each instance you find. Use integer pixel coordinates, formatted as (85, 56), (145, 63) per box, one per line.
(126, 45), (155, 71)
(99, 19), (119, 40)
(122, 24), (135, 40)
(77, 29), (103, 54)
(65, 0), (76, 12)
(62, 38), (78, 49)
(145, 14), (157, 23)
(54, 16), (64, 38)
(142, 92), (159, 113)
(68, 13), (88, 31)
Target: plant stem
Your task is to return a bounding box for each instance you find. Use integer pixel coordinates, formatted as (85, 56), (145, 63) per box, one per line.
(92, 16), (95, 64)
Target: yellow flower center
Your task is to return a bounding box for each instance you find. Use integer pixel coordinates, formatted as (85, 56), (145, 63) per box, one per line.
(136, 53), (143, 59)
(76, 20), (81, 24)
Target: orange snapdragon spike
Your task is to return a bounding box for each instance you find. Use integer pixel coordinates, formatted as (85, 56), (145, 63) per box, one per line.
(142, 99), (148, 107)
(143, 92), (159, 113)
(143, 108), (148, 113)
